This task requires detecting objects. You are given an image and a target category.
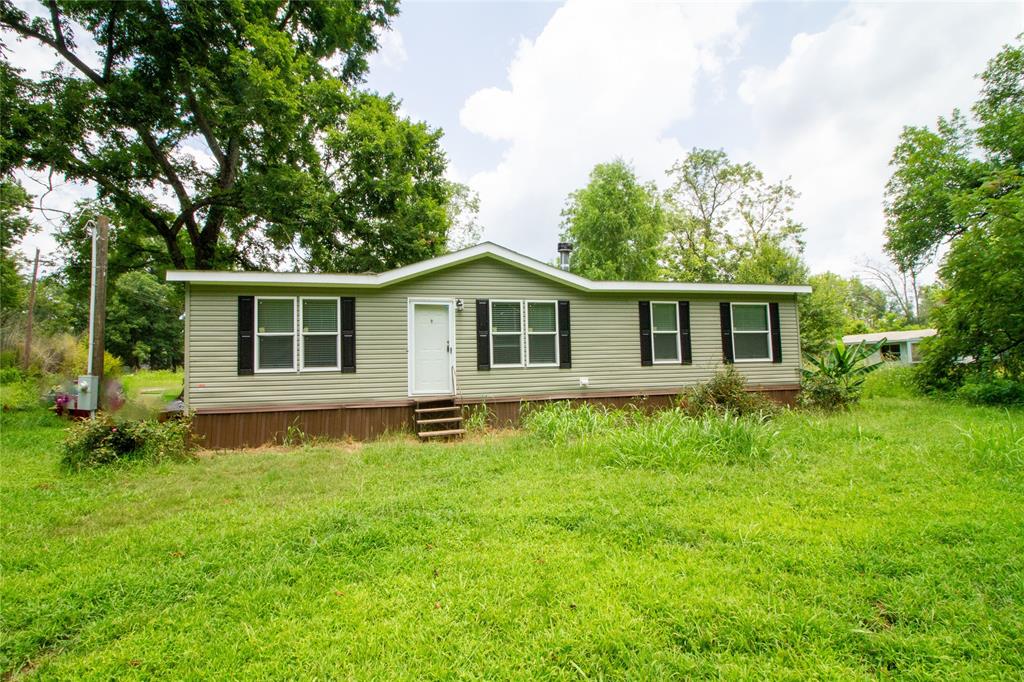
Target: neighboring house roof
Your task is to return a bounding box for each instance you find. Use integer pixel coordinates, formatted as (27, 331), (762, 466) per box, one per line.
(842, 329), (938, 344)
(166, 242), (813, 295)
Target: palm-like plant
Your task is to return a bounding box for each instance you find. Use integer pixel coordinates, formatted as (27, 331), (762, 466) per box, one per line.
(803, 339), (886, 391)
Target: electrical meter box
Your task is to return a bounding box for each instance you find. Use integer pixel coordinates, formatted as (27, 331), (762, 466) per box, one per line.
(77, 375), (99, 411)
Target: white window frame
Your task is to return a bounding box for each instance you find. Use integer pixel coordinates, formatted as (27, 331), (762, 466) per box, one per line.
(525, 300), (559, 368)
(650, 301), (681, 364)
(255, 295), (297, 373)
(299, 296), (341, 372)
(730, 302), (773, 363)
(490, 300), (525, 368)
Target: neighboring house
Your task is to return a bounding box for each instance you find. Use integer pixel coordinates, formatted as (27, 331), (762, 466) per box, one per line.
(168, 243), (811, 447)
(842, 329), (937, 365)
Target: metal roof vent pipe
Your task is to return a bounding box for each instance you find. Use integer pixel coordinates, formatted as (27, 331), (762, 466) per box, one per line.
(557, 242), (573, 272)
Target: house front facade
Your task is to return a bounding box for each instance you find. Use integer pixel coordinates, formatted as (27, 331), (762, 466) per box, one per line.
(168, 243), (810, 447)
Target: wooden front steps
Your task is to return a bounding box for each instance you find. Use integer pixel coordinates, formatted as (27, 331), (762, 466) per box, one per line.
(414, 398), (464, 440)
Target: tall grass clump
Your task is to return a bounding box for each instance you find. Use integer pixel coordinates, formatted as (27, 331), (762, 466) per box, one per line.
(462, 403), (492, 433)
(520, 400), (628, 444)
(955, 412), (1024, 472)
(608, 409), (776, 469)
(522, 401), (776, 469)
(861, 364), (918, 399)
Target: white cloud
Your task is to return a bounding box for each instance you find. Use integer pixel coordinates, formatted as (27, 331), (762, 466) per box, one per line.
(738, 2), (1023, 278)
(370, 28), (408, 71)
(459, 0), (748, 259)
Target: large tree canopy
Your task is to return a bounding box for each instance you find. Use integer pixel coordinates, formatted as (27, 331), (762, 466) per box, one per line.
(885, 35), (1024, 384)
(1, 0), (455, 272)
(663, 148), (806, 284)
(559, 159), (665, 281)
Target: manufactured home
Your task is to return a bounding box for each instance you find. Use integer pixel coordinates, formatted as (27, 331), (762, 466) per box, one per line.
(167, 243), (811, 447)
(842, 329), (937, 365)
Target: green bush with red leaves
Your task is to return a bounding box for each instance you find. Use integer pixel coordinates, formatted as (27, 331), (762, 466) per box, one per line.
(61, 414), (195, 470)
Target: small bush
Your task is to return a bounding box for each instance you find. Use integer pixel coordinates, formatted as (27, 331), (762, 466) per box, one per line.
(0, 366), (24, 384)
(61, 414), (195, 470)
(1, 377), (41, 411)
(801, 340), (885, 411)
(956, 376), (1024, 406)
(14, 333), (125, 379)
(861, 364), (918, 399)
(680, 366), (778, 418)
(798, 373), (860, 411)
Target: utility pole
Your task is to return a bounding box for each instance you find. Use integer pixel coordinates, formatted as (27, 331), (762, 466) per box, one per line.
(22, 248), (40, 371)
(87, 215), (109, 411)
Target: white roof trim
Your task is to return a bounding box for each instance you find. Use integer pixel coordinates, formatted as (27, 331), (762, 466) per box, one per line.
(166, 242), (812, 295)
(843, 329), (938, 344)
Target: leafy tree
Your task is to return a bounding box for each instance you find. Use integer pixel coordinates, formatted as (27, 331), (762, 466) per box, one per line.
(560, 159), (665, 281)
(799, 273), (849, 356)
(662, 149), (754, 281)
(734, 239), (808, 286)
(844, 277), (890, 331)
(446, 182), (483, 252)
(106, 271), (183, 370)
(797, 272), (900, 356)
(1, 0), (454, 272)
(884, 35), (1024, 384)
(48, 199), (172, 334)
(663, 148), (806, 284)
(0, 178), (33, 321)
(294, 92), (453, 272)
(860, 259), (923, 323)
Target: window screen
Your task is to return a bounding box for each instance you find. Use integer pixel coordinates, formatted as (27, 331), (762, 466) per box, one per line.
(301, 298), (339, 369)
(256, 298), (295, 370)
(651, 302), (679, 362)
(732, 303), (771, 361)
(527, 302), (557, 365)
(258, 299), (294, 334)
(491, 301), (523, 366)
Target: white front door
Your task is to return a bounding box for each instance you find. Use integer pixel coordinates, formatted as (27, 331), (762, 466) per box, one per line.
(411, 303), (453, 395)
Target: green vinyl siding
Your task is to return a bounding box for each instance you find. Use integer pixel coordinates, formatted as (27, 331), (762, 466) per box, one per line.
(185, 257), (803, 410)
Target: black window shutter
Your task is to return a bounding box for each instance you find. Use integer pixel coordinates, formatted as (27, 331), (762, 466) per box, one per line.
(639, 301), (652, 366)
(237, 296), (254, 375)
(476, 299), (490, 370)
(769, 302), (782, 364)
(678, 301), (692, 365)
(557, 300), (571, 369)
(720, 302), (734, 364)
(341, 297), (356, 373)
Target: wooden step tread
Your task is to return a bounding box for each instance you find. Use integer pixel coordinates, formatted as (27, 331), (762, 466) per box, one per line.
(418, 428), (466, 438)
(414, 406), (460, 414)
(416, 416), (463, 425)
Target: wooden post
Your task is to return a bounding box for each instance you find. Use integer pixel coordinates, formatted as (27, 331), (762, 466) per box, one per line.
(90, 215), (109, 410)
(22, 248), (40, 371)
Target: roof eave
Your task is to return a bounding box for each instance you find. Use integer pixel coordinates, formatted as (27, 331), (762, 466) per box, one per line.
(165, 242), (812, 295)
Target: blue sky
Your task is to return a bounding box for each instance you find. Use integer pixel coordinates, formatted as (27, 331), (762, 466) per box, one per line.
(360, 1), (1021, 277)
(9, 0), (1023, 278)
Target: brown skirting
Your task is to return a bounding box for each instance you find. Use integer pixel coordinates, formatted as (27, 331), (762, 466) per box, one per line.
(191, 384), (801, 449)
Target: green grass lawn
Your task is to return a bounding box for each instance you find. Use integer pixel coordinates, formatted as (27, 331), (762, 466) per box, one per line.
(2, 398), (1022, 679)
(119, 370), (183, 407)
